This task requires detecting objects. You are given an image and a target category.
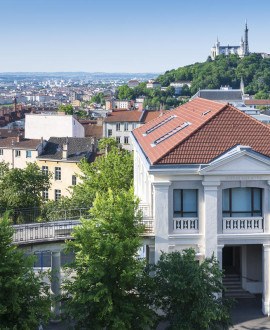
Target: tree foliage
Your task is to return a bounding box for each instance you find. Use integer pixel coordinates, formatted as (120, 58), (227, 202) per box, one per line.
(0, 162), (51, 213)
(58, 104), (74, 115)
(156, 53), (270, 95)
(61, 189), (155, 329)
(91, 92), (105, 104)
(0, 214), (51, 328)
(117, 83), (185, 109)
(98, 137), (118, 150)
(142, 249), (233, 330)
(71, 147), (133, 207)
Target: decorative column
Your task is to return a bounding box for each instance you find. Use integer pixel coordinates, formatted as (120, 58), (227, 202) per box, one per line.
(241, 245), (248, 290)
(153, 181), (171, 263)
(202, 181), (220, 258)
(51, 251), (61, 321)
(263, 244), (270, 315)
(217, 245), (224, 270)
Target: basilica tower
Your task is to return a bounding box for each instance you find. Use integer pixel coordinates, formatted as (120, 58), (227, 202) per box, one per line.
(244, 21), (249, 56)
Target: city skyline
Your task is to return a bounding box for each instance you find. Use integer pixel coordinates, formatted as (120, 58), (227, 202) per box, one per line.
(0, 0), (270, 73)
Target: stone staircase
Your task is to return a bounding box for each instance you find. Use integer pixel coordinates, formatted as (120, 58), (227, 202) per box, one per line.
(223, 274), (255, 299)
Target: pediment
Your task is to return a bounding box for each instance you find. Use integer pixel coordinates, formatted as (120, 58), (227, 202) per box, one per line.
(199, 148), (270, 176)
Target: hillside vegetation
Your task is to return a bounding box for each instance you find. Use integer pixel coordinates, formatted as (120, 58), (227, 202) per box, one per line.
(156, 54), (270, 96)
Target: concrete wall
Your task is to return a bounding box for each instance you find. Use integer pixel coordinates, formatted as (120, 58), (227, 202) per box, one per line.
(25, 114), (85, 140)
(0, 148), (39, 169)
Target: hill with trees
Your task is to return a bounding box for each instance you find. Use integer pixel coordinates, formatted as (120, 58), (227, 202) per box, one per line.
(117, 54), (270, 108)
(156, 54), (270, 97)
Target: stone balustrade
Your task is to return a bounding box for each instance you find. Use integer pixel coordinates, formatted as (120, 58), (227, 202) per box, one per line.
(173, 217), (199, 233)
(222, 217), (264, 233)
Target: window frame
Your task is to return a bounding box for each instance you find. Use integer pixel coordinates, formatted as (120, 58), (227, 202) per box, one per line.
(15, 150), (21, 157)
(43, 189), (49, 200)
(55, 189), (61, 201)
(116, 123), (121, 131)
(124, 122), (129, 131)
(124, 136), (129, 144)
(0, 148), (3, 156)
(116, 136), (121, 144)
(42, 165), (48, 176)
(72, 175), (77, 186)
(26, 150), (32, 158)
(173, 189), (198, 218)
(108, 129), (112, 137)
(55, 166), (61, 181)
(222, 187), (262, 217)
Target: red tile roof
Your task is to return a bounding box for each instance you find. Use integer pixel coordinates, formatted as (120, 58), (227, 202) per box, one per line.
(104, 110), (162, 123)
(132, 98), (270, 165)
(0, 137), (41, 149)
(245, 99), (270, 105)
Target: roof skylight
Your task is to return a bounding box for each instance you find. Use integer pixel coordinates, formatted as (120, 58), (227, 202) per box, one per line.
(201, 110), (211, 116)
(143, 115), (177, 136)
(151, 122), (191, 147)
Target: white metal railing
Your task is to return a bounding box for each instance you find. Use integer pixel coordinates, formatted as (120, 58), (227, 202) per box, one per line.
(138, 203), (152, 218)
(173, 218), (199, 233)
(222, 217), (264, 233)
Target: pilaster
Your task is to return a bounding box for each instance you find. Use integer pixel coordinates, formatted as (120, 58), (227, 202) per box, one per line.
(153, 181), (171, 262)
(263, 244), (270, 315)
(202, 181), (220, 258)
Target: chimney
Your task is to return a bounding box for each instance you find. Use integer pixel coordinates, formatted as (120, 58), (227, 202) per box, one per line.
(97, 116), (103, 126)
(16, 135), (21, 143)
(62, 137), (69, 159)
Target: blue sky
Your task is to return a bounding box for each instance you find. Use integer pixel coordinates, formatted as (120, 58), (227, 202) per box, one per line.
(0, 0), (269, 73)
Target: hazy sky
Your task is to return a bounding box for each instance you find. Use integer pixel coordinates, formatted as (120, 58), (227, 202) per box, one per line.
(0, 0), (269, 73)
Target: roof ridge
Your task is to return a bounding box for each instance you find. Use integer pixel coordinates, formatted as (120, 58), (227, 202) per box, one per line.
(152, 102), (229, 165)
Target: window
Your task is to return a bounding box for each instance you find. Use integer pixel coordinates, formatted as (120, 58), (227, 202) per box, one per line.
(55, 189), (61, 201)
(42, 166), (48, 175)
(124, 122), (129, 131)
(0, 149), (3, 156)
(15, 150), (21, 157)
(173, 189), (198, 218)
(26, 150), (32, 158)
(116, 136), (121, 144)
(43, 189), (48, 200)
(108, 129), (112, 137)
(72, 175), (77, 186)
(124, 136), (129, 144)
(116, 123), (121, 131)
(55, 167), (61, 181)
(222, 188), (262, 217)
(132, 123), (136, 130)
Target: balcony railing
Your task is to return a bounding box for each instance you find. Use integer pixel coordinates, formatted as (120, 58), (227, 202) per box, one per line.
(173, 217), (199, 233)
(222, 217), (264, 234)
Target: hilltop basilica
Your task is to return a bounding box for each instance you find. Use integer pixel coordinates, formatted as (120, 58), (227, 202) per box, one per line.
(211, 22), (249, 60)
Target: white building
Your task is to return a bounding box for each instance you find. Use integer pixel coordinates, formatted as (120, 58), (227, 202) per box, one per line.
(170, 81), (191, 95)
(146, 80), (162, 89)
(25, 114), (85, 140)
(211, 22), (249, 60)
(131, 97), (270, 315)
(0, 136), (45, 169)
(103, 110), (162, 151)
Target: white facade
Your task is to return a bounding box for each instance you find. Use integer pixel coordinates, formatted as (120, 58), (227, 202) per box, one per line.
(0, 141), (44, 169)
(25, 114), (85, 140)
(132, 139), (270, 315)
(103, 121), (141, 151)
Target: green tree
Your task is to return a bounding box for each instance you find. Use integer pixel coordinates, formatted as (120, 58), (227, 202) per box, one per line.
(0, 162), (51, 218)
(144, 249), (233, 330)
(98, 137), (119, 150)
(91, 92), (105, 104)
(254, 91), (270, 99)
(117, 85), (134, 100)
(0, 214), (52, 328)
(58, 104), (74, 115)
(71, 147), (133, 206)
(61, 189), (155, 329)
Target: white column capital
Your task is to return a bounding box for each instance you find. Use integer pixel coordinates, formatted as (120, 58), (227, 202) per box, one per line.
(217, 244), (224, 252)
(263, 244), (270, 252)
(267, 180), (270, 186)
(152, 181), (171, 189)
(202, 181), (220, 191)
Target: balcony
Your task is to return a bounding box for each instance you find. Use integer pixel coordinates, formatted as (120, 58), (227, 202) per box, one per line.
(222, 217), (264, 234)
(173, 217), (199, 234)
(138, 203), (154, 235)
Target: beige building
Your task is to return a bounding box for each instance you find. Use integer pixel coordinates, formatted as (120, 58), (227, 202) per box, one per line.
(36, 137), (96, 201)
(0, 136), (44, 169)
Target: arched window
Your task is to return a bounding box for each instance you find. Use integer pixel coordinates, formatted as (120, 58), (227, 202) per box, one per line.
(222, 188), (262, 217)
